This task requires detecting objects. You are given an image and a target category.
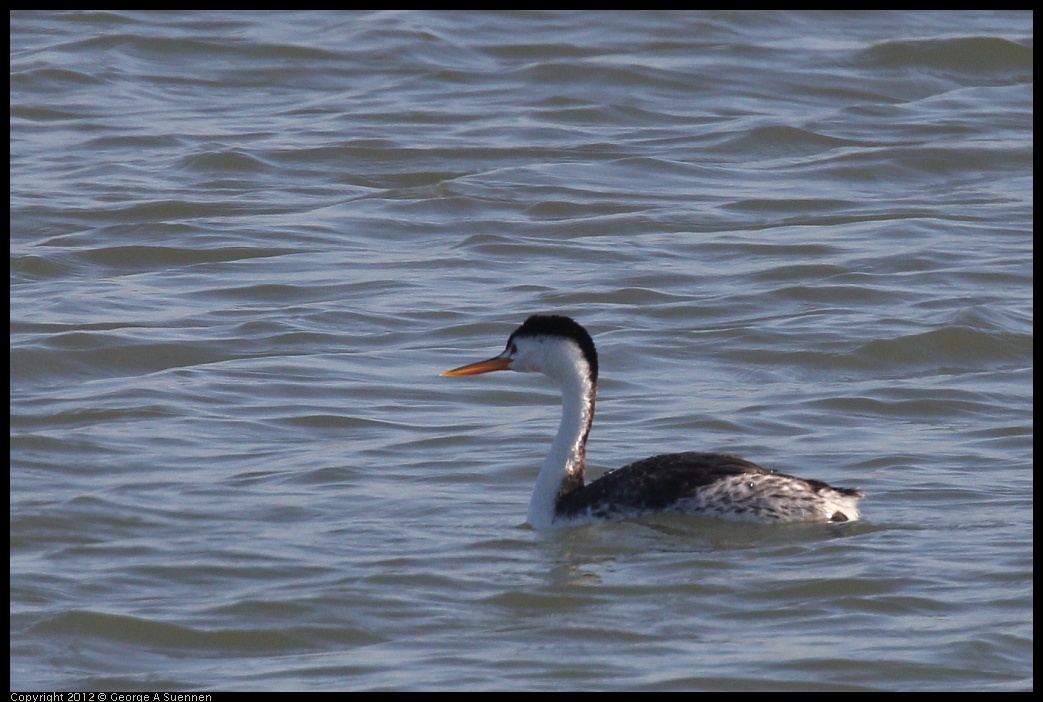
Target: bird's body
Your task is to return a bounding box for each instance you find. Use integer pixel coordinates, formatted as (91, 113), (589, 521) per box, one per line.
(443, 315), (863, 529)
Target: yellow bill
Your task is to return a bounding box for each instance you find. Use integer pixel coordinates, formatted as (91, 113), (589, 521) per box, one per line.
(441, 353), (512, 376)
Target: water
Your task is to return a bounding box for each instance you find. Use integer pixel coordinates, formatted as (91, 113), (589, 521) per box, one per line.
(10, 10), (1032, 691)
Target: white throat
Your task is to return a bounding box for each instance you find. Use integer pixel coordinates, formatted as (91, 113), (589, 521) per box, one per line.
(519, 340), (596, 529)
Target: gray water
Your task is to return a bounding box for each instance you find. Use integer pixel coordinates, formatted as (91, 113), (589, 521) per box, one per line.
(10, 10), (1032, 691)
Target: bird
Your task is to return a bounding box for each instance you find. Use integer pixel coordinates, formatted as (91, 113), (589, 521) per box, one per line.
(442, 314), (864, 530)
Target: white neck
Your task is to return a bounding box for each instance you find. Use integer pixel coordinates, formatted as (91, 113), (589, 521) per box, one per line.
(526, 352), (596, 529)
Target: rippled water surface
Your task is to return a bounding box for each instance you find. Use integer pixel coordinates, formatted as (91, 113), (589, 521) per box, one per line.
(10, 10), (1032, 691)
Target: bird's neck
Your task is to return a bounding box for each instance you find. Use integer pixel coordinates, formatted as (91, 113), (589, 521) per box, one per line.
(527, 369), (596, 529)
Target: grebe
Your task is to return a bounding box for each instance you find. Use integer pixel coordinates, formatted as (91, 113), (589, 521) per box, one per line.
(442, 315), (864, 529)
